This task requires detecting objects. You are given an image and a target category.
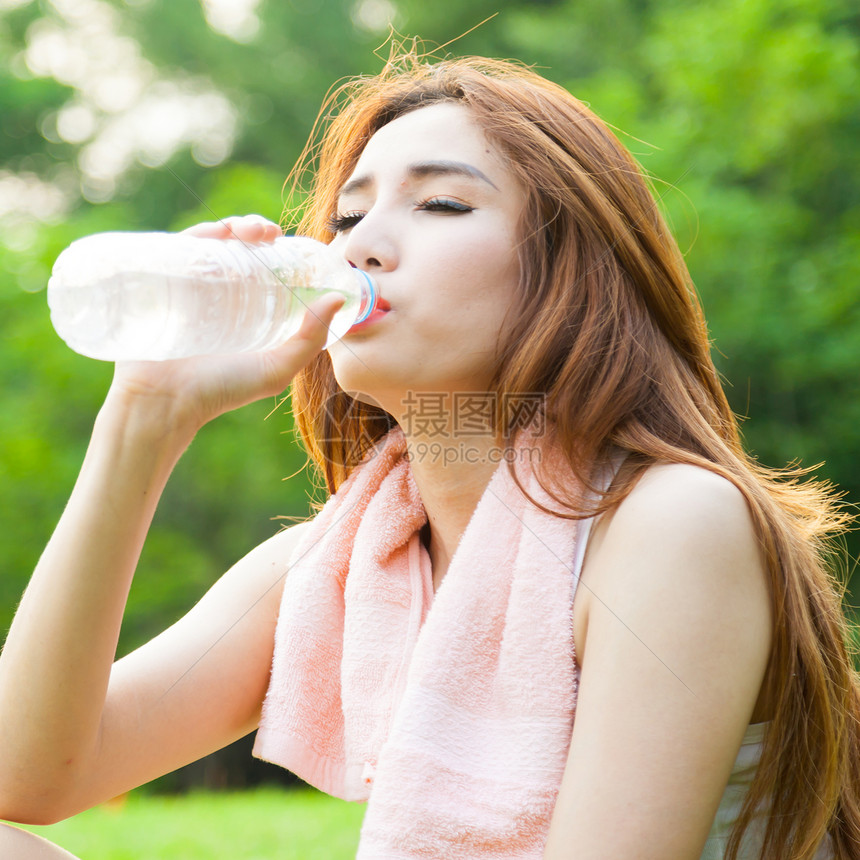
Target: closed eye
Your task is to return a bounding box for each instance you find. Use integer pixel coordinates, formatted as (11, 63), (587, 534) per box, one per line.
(419, 197), (474, 214)
(326, 198), (474, 234)
(326, 211), (365, 234)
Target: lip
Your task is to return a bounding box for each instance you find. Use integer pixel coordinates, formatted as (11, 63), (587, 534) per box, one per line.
(347, 306), (390, 334)
(346, 295), (392, 335)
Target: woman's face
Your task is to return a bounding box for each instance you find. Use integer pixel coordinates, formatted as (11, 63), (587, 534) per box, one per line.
(326, 101), (525, 420)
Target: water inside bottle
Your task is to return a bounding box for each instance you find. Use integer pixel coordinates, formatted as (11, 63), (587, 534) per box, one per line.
(49, 272), (361, 361)
(49, 274), (181, 361)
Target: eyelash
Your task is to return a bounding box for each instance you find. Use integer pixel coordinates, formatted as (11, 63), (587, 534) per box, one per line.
(326, 198), (474, 234)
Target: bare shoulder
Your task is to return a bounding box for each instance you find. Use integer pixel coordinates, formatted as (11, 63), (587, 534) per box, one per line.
(203, 519), (315, 615)
(595, 461), (764, 586)
(236, 518), (314, 574)
(576, 462), (771, 665)
(613, 462), (755, 539)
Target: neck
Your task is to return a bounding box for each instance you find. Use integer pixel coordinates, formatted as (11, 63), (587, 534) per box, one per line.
(405, 432), (502, 590)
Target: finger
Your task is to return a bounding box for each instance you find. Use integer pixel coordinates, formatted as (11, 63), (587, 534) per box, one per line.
(223, 215), (281, 243)
(261, 220), (284, 241)
(181, 216), (281, 243)
(239, 214), (282, 239)
(296, 293), (347, 345)
(253, 294), (347, 396)
(181, 221), (232, 238)
(271, 294), (345, 363)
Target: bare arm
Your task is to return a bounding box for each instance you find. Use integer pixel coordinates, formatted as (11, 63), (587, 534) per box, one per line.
(544, 464), (773, 860)
(0, 217), (340, 824)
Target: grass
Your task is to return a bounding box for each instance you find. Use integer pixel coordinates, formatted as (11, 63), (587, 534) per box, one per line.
(14, 787), (366, 859)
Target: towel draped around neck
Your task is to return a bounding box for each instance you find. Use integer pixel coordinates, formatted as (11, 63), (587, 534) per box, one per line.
(254, 428), (599, 858)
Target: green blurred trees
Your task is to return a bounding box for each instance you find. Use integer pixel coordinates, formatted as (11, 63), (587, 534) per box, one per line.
(1, 0), (858, 723)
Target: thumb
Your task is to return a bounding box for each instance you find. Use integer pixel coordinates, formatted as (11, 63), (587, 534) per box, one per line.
(294, 292), (347, 347)
(256, 293), (346, 394)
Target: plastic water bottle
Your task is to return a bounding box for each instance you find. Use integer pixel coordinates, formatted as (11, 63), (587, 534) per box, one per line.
(46, 232), (378, 361)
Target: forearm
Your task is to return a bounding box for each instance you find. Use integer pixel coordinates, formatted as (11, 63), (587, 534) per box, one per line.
(0, 391), (196, 814)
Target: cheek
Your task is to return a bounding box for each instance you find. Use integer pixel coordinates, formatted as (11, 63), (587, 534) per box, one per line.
(461, 242), (521, 313)
(434, 226), (519, 289)
(419, 261), (519, 349)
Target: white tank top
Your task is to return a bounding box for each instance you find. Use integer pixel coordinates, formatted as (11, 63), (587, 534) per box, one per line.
(699, 720), (834, 858)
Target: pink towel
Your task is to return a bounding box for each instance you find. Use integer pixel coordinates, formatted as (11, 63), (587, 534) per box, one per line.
(254, 428), (594, 858)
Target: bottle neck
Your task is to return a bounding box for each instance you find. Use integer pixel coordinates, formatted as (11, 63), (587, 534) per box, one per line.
(353, 270), (378, 324)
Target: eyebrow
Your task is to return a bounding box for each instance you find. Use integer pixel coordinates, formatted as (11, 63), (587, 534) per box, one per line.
(338, 159), (500, 199)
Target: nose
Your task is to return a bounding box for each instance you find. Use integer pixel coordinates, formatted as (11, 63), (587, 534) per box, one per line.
(341, 208), (398, 273)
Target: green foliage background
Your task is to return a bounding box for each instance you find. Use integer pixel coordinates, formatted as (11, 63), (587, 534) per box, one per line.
(18, 787), (366, 858)
(1, 0), (858, 784)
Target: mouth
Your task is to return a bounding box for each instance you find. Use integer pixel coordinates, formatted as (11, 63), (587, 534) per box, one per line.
(347, 296), (391, 334)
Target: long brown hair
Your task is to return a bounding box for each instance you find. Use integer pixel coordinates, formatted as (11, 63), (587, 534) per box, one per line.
(287, 52), (860, 859)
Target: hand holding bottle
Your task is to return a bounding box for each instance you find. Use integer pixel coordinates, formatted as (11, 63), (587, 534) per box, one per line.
(103, 215), (347, 432)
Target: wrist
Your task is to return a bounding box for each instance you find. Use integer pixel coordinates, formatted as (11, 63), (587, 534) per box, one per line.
(97, 383), (200, 461)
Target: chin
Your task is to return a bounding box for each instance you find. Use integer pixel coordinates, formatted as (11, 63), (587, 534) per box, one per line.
(330, 336), (401, 385)
(331, 357), (375, 397)
(330, 360), (395, 413)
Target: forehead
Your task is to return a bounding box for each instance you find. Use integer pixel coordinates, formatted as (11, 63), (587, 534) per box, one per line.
(348, 102), (506, 179)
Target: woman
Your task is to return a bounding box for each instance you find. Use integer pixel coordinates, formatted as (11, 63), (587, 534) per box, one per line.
(1, 54), (858, 859)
